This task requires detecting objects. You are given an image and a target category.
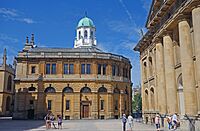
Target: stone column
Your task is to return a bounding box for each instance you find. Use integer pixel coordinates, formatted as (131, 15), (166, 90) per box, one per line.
(140, 59), (146, 112)
(155, 38), (167, 115)
(163, 32), (178, 114)
(192, 6), (200, 114)
(178, 16), (198, 116)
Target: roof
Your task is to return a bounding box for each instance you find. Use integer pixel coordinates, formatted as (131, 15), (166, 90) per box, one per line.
(77, 17), (95, 28)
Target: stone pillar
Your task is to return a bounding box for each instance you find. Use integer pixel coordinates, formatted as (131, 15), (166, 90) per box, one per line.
(163, 32), (178, 114)
(178, 16), (198, 116)
(140, 59), (146, 112)
(155, 38), (167, 115)
(192, 6), (200, 114)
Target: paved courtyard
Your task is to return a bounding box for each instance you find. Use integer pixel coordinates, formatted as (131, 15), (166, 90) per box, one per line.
(0, 119), (175, 131)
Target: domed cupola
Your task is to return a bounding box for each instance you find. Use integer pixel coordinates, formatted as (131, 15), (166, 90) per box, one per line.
(74, 16), (97, 48)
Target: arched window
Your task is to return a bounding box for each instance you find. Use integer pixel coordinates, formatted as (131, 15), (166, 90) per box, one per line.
(149, 57), (153, 76)
(7, 75), (12, 91)
(90, 31), (93, 38)
(44, 87), (56, 93)
(150, 87), (155, 110)
(84, 30), (88, 38)
(143, 62), (147, 80)
(78, 31), (81, 39)
(28, 87), (36, 92)
(145, 89), (149, 110)
(80, 87), (91, 93)
(113, 88), (120, 94)
(98, 87), (107, 93)
(63, 87), (73, 93)
(6, 96), (11, 111)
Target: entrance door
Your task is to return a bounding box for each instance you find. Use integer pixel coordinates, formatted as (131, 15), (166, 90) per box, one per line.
(82, 105), (89, 118)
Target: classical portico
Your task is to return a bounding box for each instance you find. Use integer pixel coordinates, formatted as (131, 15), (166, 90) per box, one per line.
(134, 0), (200, 129)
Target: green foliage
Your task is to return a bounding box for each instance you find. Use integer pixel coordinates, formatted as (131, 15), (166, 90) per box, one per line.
(132, 93), (142, 112)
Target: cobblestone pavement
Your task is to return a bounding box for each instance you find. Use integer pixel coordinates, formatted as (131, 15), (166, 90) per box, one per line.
(0, 119), (177, 131)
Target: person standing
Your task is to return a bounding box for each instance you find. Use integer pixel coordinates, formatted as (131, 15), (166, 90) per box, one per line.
(50, 114), (57, 129)
(122, 114), (127, 131)
(127, 114), (134, 131)
(155, 114), (160, 131)
(57, 115), (62, 129)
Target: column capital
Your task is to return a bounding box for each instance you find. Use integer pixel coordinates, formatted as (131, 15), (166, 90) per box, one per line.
(152, 37), (162, 44)
(162, 30), (173, 37)
(177, 13), (191, 23)
(191, 2), (200, 10)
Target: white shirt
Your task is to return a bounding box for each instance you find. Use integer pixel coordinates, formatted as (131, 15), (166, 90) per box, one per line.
(127, 115), (133, 123)
(172, 114), (177, 122)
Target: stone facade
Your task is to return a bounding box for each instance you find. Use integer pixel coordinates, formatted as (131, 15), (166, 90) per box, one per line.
(134, 0), (200, 130)
(0, 49), (15, 116)
(13, 17), (132, 120)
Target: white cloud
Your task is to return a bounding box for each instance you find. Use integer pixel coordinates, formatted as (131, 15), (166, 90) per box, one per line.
(0, 8), (37, 24)
(0, 33), (18, 44)
(118, 0), (133, 22)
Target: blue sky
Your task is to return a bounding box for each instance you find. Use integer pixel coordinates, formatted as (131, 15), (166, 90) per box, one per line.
(0, 0), (151, 86)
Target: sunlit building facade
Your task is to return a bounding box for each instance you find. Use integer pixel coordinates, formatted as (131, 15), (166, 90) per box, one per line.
(13, 17), (132, 120)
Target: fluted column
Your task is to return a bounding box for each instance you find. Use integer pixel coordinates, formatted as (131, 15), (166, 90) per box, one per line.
(178, 16), (198, 116)
(155, 38), (167, 114)
(192, 6), (200, 113)
(163, 32), (178, 114)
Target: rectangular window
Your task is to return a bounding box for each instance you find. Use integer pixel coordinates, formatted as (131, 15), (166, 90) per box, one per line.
(86, 64), (91, 74)
(64, 64), (68, 74)
(100, 100), (104, 110)
(103, 64), (106, 75)
(115, 100), (118, 110)
(81, 64), (85, 74)
(31, 66), (36, 74)
(47, 100), (52, 110)
(46, 64), (51, 74)
(98, 64), (101, 75)
(112, 65), (116, 76)
(69, 64), (74, 74)
(30, 100), (34, 105)
(51, 63), (56, 74)
(66, 100), (70, 110)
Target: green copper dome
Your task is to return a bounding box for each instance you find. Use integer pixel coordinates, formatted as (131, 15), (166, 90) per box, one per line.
(77, 17), (95, 28)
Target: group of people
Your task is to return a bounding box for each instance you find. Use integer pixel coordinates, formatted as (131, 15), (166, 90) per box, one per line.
(155, 113), (180, 131)
(122, 114), (134, 131)
(44, 112), (62, 129)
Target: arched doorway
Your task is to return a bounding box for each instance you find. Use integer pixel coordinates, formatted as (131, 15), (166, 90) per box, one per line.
(113, 88), (120, 119)
(80, 86), (92, 119)
(177, 74), (185, 116)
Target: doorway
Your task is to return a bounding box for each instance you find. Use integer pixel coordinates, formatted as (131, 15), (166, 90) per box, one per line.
(82, 105), (89, 118)
(27, 109), (34, 119)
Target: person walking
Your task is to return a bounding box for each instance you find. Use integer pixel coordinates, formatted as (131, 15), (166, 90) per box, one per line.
(50, 114), (57, 129)
(127, 114), (134, 131)
(172, 113), (178, 130)
(167, 115), (172, 130)
(122, 114), (127, 131)
(155, 114), (160, 131)
(44, 113), (51, 129)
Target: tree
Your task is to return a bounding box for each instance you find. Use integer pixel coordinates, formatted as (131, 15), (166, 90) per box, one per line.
(132, 93), (142, 112)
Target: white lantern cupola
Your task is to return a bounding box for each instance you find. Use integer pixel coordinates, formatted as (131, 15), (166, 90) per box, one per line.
(74, 16), (97, 48)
